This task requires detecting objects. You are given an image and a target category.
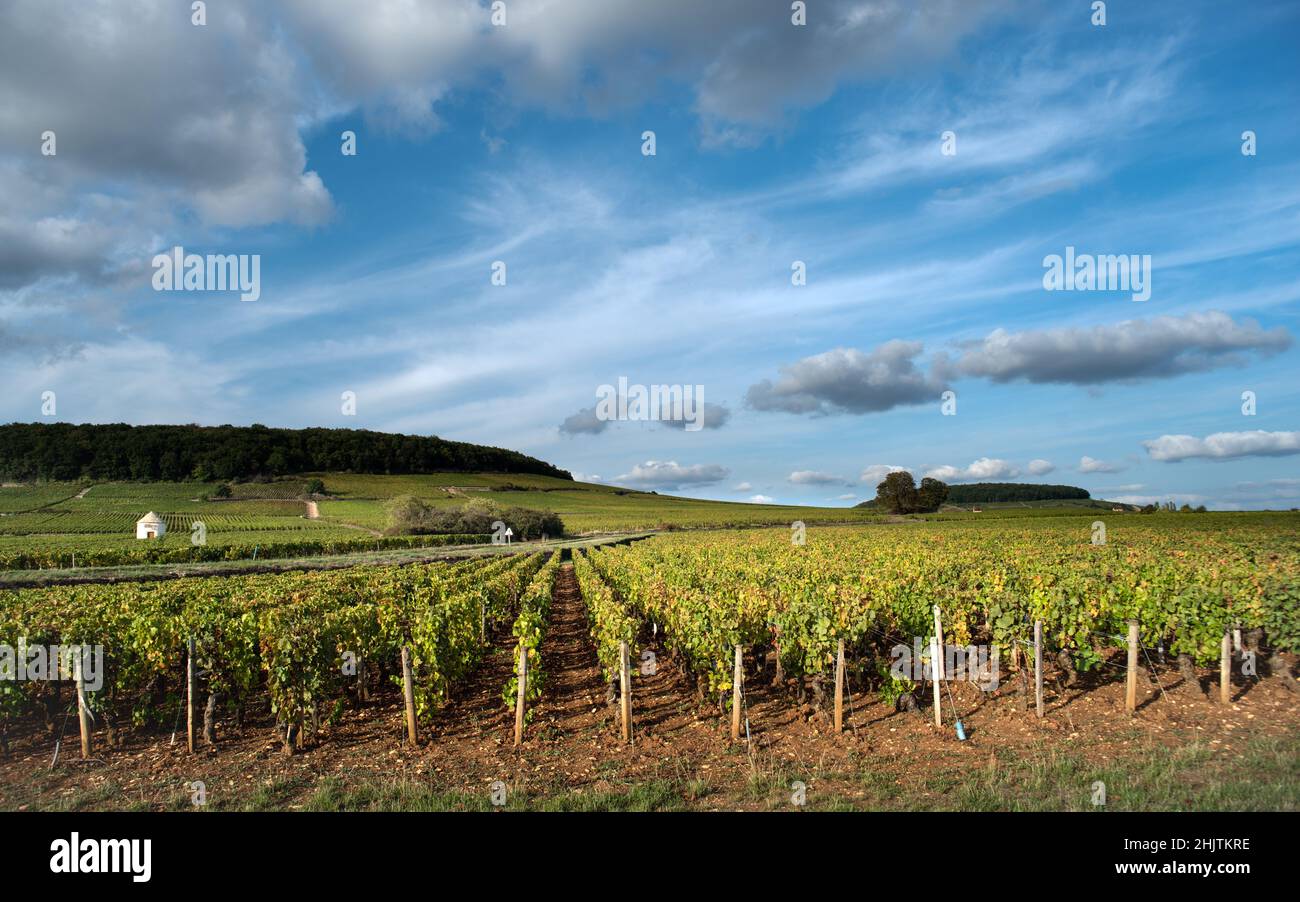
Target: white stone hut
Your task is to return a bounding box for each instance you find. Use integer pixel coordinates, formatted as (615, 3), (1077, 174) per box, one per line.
(135, 511), (166, 540)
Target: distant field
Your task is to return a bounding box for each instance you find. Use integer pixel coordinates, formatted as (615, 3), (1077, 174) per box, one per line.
(0, 479), (352, 567)
(0, 473), (886, 567)
(307, 472), (883, 533)
(0, 473), (1236, 569)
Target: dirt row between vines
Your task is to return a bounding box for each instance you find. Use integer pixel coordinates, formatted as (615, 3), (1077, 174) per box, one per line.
(2, 562), (1298, 810)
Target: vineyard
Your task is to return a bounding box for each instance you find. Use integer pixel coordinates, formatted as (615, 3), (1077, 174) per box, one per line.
(577, 515), (1300, 703)
(0, 531), (492, 571)
(0, 513), (1296, 810)
(0, 551), (555, 754)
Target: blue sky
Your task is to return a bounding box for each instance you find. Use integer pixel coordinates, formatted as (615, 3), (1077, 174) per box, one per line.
(1, 0), (1298, 508)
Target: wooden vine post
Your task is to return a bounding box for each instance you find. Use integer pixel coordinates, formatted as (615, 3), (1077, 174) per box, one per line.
(74, 648), (92, 759)
(514, 644), (528, 747)
(930, 635), (942, 728)
(932, 605), (946, 680)
(833, 639), (845, 733)
(731, 644), (743, 741)
(400, 646), (418, 744)
(618, 641), (632, 743)
(1034, 619), (1044, 718)
(1125, 619), (1139, 714)
(186, 638), (196, 753)
(1220, 630), (1232, 705)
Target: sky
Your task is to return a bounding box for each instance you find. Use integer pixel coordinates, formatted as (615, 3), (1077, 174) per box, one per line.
(1, 0), (1298, 509)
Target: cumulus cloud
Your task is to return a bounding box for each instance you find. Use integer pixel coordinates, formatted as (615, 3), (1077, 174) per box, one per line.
(746, 342), (941, 415)
(614, 460), (729, 490)
(282, 0), (1003, 141)
(560, 400), (728, 435)
(0, 3), (333, 223)
(860, 464), (909, 484)
(925, 458), (1019, 482)
(659, 402), (731, 431)
(1026, 459), (1055, 476)
(732, 482), (753, 492)
(558, 406), (607, 436)
(788, 470), (849, 486)
(943, 312), (1290, 386)
(1142, 431), (1300, 462)
(748, 313), (1287, 422)
(1078, 455), (1125, 474)
(0, 0), (334, 293)
(747, 494), (775, 504)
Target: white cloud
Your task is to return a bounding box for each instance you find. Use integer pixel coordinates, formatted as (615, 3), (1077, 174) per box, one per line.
(747, 494), (775, 504)
(788, 470), (848, 486)
(925, 458), (1019, 482)
(747, 342), (940, 415)
(614, 460), (729, 490)
(1026, 459), (1055, 476)
(1142, 431), (1300, 462)
(1078, 455), (1125, 474)
(943, 312), (1290, 386)
(732, 482), (753, 492)
(860, 464), (909, 484)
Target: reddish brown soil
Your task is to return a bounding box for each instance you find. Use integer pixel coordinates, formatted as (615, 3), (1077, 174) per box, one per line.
(1, 563), (1297, 810)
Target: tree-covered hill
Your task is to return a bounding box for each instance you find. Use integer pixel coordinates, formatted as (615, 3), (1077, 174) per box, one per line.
(943, 483), (1090, 503)
(856, 482), (1091, 506)
(0, 423), (572, 482)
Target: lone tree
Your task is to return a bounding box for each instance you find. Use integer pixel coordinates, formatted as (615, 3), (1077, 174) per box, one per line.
(875, 471), (919, 514)
(916, 477), (949, 513)
(874, 471), (948, 514)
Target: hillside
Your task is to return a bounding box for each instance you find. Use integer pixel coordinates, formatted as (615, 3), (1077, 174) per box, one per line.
(0, 422), (571, 482)
(0, 472), (886, 571)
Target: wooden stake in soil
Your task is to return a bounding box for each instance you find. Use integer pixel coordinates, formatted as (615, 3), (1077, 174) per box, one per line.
(186, 638), (196, 753)
(514, 644), (528, 747)
(400, 645), (418, 745)
(619, 640), (632, 743)
(930, 635), (942, 728)
(1034, 619), (1044, 718)
(74, 649), (92, 759)
(1125, 619), (1139, 714)
(1220, 630), (1232, 705)
(833, 639), (845, 733)
(932, 605), (945, 680)
(731, 644), (743, 741)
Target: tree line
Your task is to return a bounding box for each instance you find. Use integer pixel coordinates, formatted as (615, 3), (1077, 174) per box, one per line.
(945, 482), (1090, 503)
(0, 423), (572, 482)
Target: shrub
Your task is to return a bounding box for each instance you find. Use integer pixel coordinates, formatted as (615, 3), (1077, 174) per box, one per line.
(385, 496), (564, 539)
